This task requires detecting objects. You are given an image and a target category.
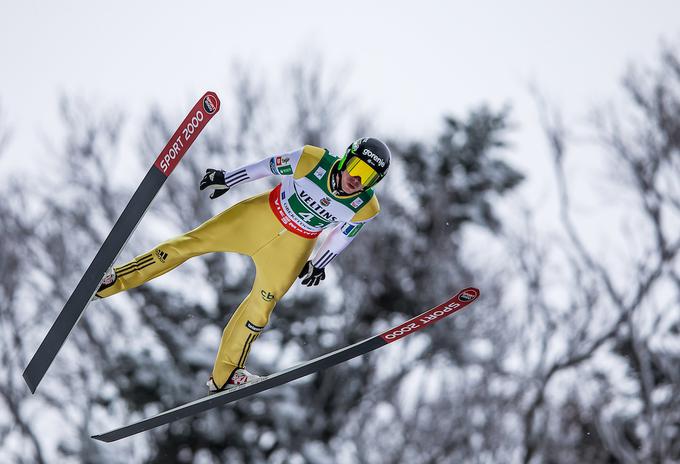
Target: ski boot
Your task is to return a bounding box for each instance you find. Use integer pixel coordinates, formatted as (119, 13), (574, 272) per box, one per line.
(207, 368), (263, 394)
(91, 266), (117, 301)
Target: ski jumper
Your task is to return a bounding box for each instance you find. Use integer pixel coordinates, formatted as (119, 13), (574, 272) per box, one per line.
(96, 145), (380, 387)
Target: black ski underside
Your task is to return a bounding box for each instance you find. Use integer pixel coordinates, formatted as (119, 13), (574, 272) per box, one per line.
(92, 336), (385, 442)
(23, 167), (166, 393)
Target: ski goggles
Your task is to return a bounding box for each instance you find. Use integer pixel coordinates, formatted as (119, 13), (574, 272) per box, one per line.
(345, 157), (380, 188)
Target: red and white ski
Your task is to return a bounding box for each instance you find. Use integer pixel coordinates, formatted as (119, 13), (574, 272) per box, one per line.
(23, 92), (221, 393)
(92, 287), (479, 442)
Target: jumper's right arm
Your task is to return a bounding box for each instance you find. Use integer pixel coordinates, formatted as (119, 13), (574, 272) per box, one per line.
(199, 148), (303, 198)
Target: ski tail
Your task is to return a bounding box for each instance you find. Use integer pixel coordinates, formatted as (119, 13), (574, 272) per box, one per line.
(23, 92), (221, 393)
(91, 287), (479, 442)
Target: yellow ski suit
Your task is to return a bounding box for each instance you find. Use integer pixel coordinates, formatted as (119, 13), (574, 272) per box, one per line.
(97, 145), (380, 387)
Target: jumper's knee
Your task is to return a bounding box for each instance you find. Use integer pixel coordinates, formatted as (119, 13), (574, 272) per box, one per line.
(241, 288), (278, 329)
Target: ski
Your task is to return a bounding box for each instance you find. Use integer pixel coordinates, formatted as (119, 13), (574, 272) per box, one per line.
(92, 287), (479, 442)
(23, 92), (221, 394)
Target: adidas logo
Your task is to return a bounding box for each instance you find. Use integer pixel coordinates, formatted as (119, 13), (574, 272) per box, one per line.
(156, 249), (168, 263)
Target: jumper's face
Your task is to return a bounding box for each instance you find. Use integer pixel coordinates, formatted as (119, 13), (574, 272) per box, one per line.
(340, 169), (364, 194)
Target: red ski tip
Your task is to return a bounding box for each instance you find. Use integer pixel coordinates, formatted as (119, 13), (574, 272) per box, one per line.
(153, 91), (221, 177)
(379, 287), (480, 343)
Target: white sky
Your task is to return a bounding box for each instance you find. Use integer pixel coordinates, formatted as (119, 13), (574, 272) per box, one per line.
(1, 0), (679, 232)
(2, 1), (679, 151)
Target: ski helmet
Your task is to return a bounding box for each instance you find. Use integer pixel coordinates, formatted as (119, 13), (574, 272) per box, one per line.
(337, 137), (391, 189)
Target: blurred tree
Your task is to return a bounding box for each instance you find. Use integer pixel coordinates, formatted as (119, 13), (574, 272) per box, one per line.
(293, 106), (524, 462)
(509, 46), (680, 463)
(0, 106), (51, 464)
(1, 59), (523, 463)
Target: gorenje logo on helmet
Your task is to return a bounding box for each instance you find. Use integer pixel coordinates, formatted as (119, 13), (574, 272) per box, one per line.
(362, 148), (386, 168)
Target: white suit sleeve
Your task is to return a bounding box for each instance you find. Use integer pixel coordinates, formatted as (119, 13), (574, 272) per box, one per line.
(311, 221), (370, 269)
(223, 148), (303, 188)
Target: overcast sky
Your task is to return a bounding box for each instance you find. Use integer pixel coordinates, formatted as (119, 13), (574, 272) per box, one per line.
(2, 1), (679, 193)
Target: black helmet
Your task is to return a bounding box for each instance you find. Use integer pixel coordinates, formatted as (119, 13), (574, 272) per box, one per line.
(337, 137), (391, 189)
